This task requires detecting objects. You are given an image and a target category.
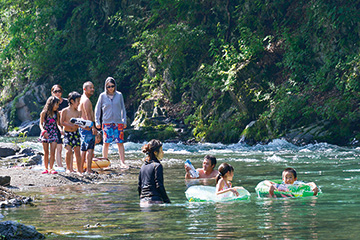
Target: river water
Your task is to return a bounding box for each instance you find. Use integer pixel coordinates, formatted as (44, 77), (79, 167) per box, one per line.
(1, 139), (360, 239)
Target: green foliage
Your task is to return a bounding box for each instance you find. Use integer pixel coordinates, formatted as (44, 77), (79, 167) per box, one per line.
(1, 0), (360, 144)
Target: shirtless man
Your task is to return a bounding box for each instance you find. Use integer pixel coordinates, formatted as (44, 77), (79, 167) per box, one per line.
(185, 155), (219, 179)
(60, 91), (83, 174)
(78, 81), (97, 174)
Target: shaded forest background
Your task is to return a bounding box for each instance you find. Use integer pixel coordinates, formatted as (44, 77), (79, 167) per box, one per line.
(0, 0), (359, 145)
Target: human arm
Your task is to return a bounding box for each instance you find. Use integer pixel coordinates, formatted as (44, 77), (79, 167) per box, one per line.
(306, 182), (319, 196)
(184, 165), (200, 179)
(56, 112), (64, 135)
(119, 93), (127, 127)
(216, 179), (240, 196)
(264, 180), (277, 197)
(82, 99), (97, 135)
(94, 95), (102, 128)
(155, 164), (171, 203)
(60, 110), (74, 128)
(39, 111), (48, 139)
(138, 171), (142, 197)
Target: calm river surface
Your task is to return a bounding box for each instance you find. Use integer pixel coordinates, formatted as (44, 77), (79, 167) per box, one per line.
(1, 139), (360, 239)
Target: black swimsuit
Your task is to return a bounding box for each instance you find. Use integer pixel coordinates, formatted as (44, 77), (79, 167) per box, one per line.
(138, 159), (171, 203)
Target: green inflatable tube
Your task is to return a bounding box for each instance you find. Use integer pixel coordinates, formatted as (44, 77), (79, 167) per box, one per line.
(255, 180), (321, 198)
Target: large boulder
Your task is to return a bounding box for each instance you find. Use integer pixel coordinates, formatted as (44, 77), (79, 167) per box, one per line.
(131, 98), (167, 129)
(0, 143), (20, 157)
(0, 83), (47, 135)
(0, 176), (10, 186)
(8, 120), (41, 137)
(0, 221), (45, 239)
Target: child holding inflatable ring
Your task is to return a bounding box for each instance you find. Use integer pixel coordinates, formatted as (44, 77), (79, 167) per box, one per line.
(264, 167), (319, 197)
(216, 163), (245, 197)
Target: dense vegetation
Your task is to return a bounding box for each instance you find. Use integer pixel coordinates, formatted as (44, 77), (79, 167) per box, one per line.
(1, 0), (359, 145)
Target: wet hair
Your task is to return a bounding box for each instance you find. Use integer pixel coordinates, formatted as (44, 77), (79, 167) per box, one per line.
(51, 84), (63, 93)
(283, 167), (297, 179)
(216, 162), (234, 184)
(205, 155), (217, 168)
(141, 139), (163, 162)
(68, 91), (81, 105)
(42, 96), (60, 119)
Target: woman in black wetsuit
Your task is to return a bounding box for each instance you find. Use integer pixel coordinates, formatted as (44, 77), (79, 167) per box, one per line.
(138, 139), (171, 206)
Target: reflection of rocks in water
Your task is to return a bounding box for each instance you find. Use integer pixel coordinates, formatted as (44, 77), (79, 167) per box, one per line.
(84, 222), (102, 228)
(0, 186), (33, 208)
(0, 220), (45, 239)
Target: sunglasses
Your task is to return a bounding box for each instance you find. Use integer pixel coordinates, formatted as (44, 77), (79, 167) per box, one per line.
(107, 85), (115, 89)
(53, 90), (62, 93)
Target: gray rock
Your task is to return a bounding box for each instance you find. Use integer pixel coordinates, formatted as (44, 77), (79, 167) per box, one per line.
(0, 143), (20, 157)
(0, 176), (10, 186)
(0, 221), (45, 239)
(0, 82), (47, 135)
(27, 154), (42, 165)
(19, 147), (36, 156)
(2, 154), (28, 161)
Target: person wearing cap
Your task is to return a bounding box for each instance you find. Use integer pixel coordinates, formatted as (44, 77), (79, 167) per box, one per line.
(138, 139), (171, 206)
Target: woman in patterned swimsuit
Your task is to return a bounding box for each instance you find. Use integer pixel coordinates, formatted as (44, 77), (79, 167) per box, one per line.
(39, 96), (61, 174)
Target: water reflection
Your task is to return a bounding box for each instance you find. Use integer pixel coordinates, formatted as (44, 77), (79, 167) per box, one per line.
(255, 197), (320, 239)
(2, 140), (360, 239)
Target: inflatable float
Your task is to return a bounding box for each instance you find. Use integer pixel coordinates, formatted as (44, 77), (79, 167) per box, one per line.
(255, 180), (321, 198)
(185, 185), (251, 202)
(74, 158), (111, 170)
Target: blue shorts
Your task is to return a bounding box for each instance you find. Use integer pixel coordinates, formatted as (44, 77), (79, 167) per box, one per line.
(79, 128), (95, 151)
(102, 123), (124, 144)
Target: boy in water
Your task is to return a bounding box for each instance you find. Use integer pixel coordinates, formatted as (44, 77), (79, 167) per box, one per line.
(265, 167), (319, 197)
(60, 91), (83, 175)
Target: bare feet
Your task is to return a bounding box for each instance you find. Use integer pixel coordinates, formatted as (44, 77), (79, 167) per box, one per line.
(120, 163), (129, 169)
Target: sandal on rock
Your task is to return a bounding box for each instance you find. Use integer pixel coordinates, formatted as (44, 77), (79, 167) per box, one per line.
(42, 169), (49, 174)
(50, 169), (58, 174)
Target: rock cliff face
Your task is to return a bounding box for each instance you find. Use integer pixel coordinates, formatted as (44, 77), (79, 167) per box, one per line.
(0, 83), (47, 135)
(127, 98), (190, 142)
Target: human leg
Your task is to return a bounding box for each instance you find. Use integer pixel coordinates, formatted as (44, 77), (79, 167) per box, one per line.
(86, 149), (94, 173)
(49, 142), (57, 173)
(74, 146), (82, 175)
(64, 145), (73, 173)
(42, 142), (49, 173)
(117, 142), (128, 168)
(81, 151), (86, 173)
(102, 142), (110, 158)
(56, 144), (63, 167)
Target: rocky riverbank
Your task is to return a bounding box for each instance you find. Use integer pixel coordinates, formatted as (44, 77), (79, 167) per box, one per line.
(0, 221), (45, 239)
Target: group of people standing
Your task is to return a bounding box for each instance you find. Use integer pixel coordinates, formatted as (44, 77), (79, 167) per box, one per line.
(39, 77), (128, 175)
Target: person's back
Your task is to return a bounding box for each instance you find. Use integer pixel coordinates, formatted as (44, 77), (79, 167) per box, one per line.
(139, 160), (163, 199)
(138, 139), (170, 206)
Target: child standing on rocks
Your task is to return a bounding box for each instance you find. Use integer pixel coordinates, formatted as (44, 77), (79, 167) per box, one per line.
(39, 96), (61, 174)
(60, 91), (83, 175)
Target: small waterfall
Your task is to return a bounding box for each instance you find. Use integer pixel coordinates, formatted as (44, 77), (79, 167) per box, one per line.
(239, 120), (256, 143)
